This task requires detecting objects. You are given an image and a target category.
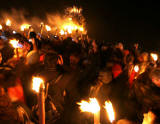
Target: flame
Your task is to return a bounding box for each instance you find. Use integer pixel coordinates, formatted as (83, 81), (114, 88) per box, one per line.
(134, 65), (139, 73)
(20, 24), (31, 31)
(151, 53), (158, 61)
(104, 101), (115, 123)
(6, 19), (11, 26)
(60, 29), (65, 35)
(0, 24), (2, 30)
(32, 77), (44, 93)
(61, 22), (84, 34)
(9, 39), (19, 48)
(69, 6), (82, 14)
(77, 98), (100, 114)
(45, 25), (51, 31)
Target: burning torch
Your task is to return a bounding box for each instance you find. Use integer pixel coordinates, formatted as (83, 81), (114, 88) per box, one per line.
(9, 39), (20, 59)
(78, 98), (100, 124)
(32, 77), (45, 124)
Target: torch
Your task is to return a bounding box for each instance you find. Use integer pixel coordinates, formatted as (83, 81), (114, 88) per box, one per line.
(9, 39), (20, 60)
(0, 24), (2, 30)
(78, 98), (100, 124)
(45, 25), (51, 38)
(32, 77), (45, 124)
(6, 19), (11, 27)
(104, 101), (115, 124)
(150, 53), (158, 67)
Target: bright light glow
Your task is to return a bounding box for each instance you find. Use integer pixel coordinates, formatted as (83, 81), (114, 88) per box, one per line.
(77, 98), (100, 114)
(20, 24), (31, 31)
(0, 24), (2, 30)
(45, 25), (51, 31)
(32, 77), (44, 93)
(104, 101), (115, 123)
(60, 30), (65, 35)
(151, 53), (158, 61)
(13, 31), (16, 34)
(9, 39), (19, 48)
(134, 65), (139, 73)
(69, 6), (82, 14)
(6, 19), (11, 26)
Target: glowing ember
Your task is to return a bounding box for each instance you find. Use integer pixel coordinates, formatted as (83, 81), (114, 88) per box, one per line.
(20, 24), (31, 31)
(6, 19), (11, 26)
(77, 98), (100, 114)
(104, 101), (115, 123)
(9, 39), (19, 48)
(32, 77), (44, 93)
(60, 29), (65, 35)
(45, 25), (51, 31)
(0, 24), (2, 30)
(151, 53), (158, 61)
(134, 65), (139, 73)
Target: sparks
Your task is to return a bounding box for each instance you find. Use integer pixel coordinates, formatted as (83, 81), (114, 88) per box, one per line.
(104, 101), (115, 123)
(77, 98), (100, 114)
(32, 77), (44, 93)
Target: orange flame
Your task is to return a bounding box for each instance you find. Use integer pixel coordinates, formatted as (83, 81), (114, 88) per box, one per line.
(20, 24), (31, 31)
(60, 29), (65, 35)
(45, 25), (51, 31)
(32, 77), (44, 93)
(69, 6), (82, 14)
(9, 39), (19, 48)
(0, 24), (2, 30)
(151, 53), (158, 61)
(77, 98), (100, 114)
(134, 65), (139, 73)
(104, 101), (115, 123)
(6, 19), (11, 26)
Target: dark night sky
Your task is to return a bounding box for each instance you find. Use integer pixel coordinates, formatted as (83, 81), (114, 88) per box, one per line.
(0, 0), (160, 50)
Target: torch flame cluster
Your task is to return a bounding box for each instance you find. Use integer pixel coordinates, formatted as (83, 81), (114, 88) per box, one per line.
(77, 98), (100, 114)
(69, 6), (82, 14)
(78, 98), (115, 123)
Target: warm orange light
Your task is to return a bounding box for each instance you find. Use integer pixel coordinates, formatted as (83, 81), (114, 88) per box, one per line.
(0, 24), (2, 30)
(6, 19), (11, 26)
(9, 39), (19, 48)
(69, 6), (82, 14)
(20, 24), (31, 31)
(45, 25), (51, 31)
(60, 29), (65, 35)
(77, 98), (100, 114)
(32, 77), (44, 93)
(151, 53), (158, 61)
(134, 65), (139, 73)
(104, 101), (115, 123)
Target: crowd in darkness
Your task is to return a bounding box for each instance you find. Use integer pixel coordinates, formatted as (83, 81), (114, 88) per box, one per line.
(1, 28), (160, 124)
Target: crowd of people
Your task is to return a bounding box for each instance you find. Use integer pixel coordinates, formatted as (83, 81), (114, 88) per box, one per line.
(1, 27), (160, 124)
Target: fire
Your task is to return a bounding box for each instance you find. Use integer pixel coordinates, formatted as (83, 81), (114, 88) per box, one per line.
(104, 101), (115, 123)
(77, 98), (100, 114)
(0, 24), (2, 30)
(61, 22), (84, 34)
(20, 24), (31, 31)
(45, 25), (51, 31)
(150, 53), (158, 61)
(60, 29), (65, 35)
(6, 19), (11, 26)
(69, 6), (82, 14)
(134, 65), (139, 73)
(9, 39), (19, 48)
(32, 77), (44, 93)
